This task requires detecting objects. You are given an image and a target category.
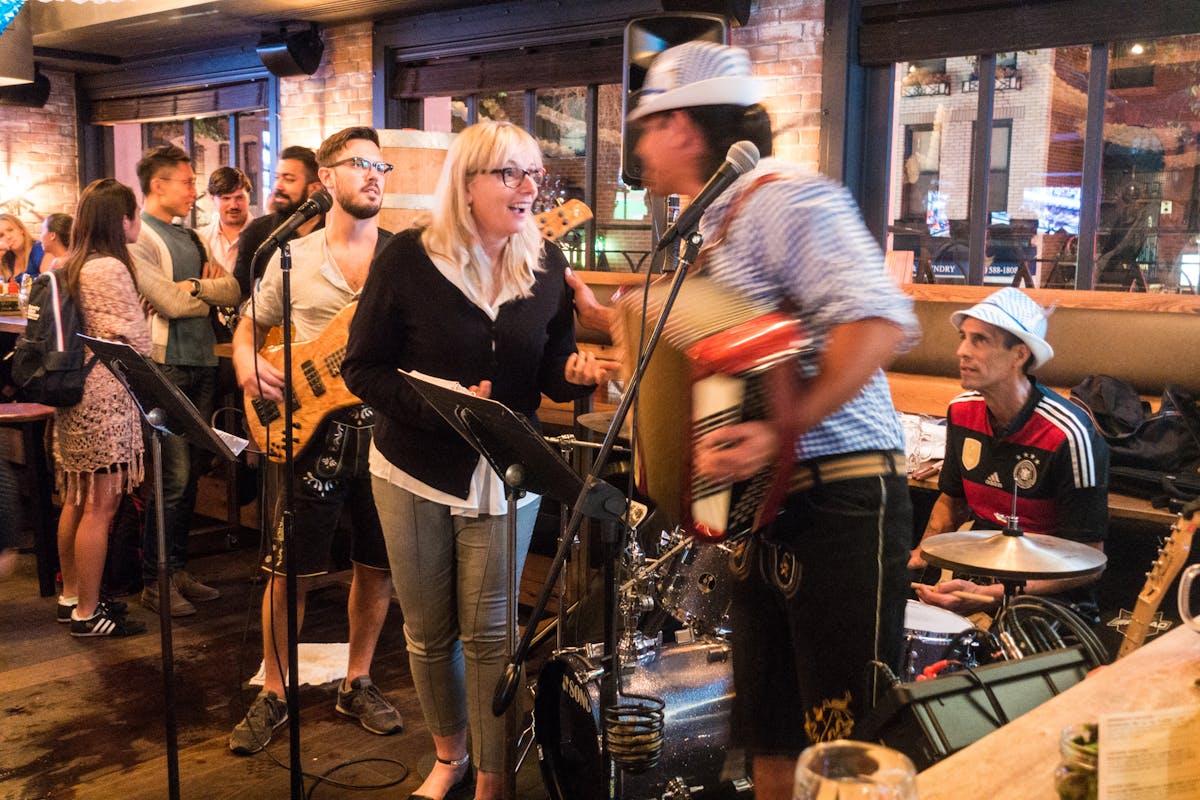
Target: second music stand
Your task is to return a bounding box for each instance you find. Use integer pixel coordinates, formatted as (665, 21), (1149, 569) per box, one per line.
(83, 335), (246, 800)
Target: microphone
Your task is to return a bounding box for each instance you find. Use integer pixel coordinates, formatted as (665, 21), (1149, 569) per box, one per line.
(653, 140), (760, 253)
(253, 189), (332, 262)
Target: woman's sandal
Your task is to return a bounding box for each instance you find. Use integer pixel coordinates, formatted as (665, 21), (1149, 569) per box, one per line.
(408, 754), (473, 800)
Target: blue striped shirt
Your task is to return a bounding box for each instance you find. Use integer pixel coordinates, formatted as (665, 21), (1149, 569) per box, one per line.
(696, 158), (920, 460)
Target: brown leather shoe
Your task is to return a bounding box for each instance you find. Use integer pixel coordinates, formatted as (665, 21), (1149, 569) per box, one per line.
(174, 569), (220, 602)
(141, 581), (196, 617)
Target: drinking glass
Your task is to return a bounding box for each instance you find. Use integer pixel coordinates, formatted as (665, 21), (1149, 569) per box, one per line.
(793, 740), (918, 799)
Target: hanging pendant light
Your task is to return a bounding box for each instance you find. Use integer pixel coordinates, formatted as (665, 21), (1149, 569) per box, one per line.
(0, 4), (35, 87)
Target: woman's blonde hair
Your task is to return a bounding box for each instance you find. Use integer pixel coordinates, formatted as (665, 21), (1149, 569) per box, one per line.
(421, 120), (544, 301)
(0, 213), (32, 280)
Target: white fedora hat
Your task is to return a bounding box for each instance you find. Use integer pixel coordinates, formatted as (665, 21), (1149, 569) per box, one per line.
(627, 41), (764, 122)
(951, 287), (1055, 369)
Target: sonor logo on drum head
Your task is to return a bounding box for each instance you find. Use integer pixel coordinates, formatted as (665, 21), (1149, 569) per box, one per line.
(562, 675), (590, 712)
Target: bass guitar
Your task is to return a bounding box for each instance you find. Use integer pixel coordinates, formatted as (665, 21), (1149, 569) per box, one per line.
(244, 301), (360, 462)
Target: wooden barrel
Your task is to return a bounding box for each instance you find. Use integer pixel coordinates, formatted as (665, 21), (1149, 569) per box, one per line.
(378, 129), (455, 234)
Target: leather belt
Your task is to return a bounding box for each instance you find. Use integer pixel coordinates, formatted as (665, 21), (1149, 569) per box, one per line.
(790, 451), (905, 493)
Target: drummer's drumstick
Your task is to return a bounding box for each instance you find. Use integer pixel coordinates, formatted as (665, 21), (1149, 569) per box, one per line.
(910, 582), (997, 605)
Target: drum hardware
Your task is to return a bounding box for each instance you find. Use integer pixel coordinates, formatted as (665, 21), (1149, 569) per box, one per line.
(918, 494), (1109, 670)
(604, 693), (666, 773)
(545, 431), (630, 455)
(997, 630), (1024, 661)
(618, 534), (665, 660)
(534, 640), (747, 800)
(919, 514), (1108, 666)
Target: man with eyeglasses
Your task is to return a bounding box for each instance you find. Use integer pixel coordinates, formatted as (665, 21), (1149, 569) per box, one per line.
(233, 145), (327, 301)
(130, 144), (243, 617)
(228, 126), (403, 755)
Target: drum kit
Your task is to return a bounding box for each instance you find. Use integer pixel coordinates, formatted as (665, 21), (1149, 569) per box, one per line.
(908, 520), (1108, 678)
(528, 407), (1112, 800)
(530, 415), (748, 800)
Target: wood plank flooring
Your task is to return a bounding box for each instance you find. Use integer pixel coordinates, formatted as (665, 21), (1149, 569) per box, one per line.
(0, 542), (552, 800)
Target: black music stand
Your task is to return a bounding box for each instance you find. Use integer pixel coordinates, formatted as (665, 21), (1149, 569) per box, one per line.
(82, 335), (245, 800)
(401, 371), (632, 797)
(400, 371), (628, 526)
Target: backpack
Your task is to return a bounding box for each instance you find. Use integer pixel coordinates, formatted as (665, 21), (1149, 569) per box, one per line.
(1070, 374), (1200, 503)
(10, 268), (97, 407)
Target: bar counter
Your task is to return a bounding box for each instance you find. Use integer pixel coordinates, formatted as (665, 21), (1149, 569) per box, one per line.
(916, 626), (1200, 799)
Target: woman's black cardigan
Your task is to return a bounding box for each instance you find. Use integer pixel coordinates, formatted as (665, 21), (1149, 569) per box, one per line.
(342, 227), (593, 500)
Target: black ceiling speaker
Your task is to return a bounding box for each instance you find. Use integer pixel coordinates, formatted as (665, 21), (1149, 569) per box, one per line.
(0, 67), (52, 108)
(621, 13), (729, 188)
(256, 24), (324, 78)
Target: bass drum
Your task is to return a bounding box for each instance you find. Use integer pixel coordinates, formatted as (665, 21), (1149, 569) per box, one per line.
(535, 640), (748, 800)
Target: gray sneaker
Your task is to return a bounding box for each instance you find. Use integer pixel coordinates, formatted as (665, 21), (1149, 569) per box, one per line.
(335, 676), (403, 735)
(229, 690), (288, 755)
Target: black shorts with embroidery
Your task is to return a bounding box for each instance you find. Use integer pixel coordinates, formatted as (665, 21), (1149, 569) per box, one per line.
(262, 406), (388, 576)
(727, 471), (911, 757)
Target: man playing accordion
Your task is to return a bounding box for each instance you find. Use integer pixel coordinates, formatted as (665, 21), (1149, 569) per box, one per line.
(569, 41), (920, 800)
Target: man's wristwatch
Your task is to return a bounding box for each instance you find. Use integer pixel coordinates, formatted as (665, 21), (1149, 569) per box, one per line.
(188, 278), (201, 297)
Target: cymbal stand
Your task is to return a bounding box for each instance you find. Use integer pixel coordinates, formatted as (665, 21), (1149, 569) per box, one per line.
(989, 510), (1029, 659)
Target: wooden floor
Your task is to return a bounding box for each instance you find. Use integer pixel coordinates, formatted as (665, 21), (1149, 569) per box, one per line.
(2, 492), (1188, 799)
(0, 536), (554, 800)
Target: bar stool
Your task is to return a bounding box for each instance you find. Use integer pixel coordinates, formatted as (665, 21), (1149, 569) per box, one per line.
(0, 402), (58, 596)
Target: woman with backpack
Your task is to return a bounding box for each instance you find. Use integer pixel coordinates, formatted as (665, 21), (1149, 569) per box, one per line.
(54, 178), (151, 637)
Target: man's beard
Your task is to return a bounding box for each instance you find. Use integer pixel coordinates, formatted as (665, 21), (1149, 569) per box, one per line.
(339, 190), (382, 221)
(271, 189), (307, 217)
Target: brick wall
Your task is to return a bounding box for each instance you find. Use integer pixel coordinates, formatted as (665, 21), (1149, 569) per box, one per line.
(278, 21), (375, 150)
(736, 0), (826, 170)
(0, 69), (80, 227)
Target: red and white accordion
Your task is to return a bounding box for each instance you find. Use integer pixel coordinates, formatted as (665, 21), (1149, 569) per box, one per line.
(616, 277), (813, 542)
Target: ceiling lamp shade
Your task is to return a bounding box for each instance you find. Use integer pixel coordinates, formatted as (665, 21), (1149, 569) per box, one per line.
(0, 4), (35, 87)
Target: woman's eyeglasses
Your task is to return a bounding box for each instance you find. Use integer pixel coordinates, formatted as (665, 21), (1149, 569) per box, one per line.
(329, 156), (396, 175)
(486, 167), (546, 188)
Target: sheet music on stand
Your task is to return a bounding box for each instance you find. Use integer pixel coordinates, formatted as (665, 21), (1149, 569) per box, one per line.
(400, 370), (580, 505)
(80, 335), (247, 459)
(400, 370), (644, 526)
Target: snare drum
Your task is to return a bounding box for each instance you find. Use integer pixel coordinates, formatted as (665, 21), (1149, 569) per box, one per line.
(902, 600), (972, 681)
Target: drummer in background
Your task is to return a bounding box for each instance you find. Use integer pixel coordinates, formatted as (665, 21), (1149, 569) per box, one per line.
(573, 41), (918, 800)
(910, 288), (1109, 619)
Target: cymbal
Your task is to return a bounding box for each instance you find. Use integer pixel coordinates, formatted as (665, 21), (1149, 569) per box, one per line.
(576, 410), (632, 439)
(920, 529), (1107, 581)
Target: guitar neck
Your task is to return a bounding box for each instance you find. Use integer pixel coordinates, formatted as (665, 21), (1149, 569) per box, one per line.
(1116, 512), (1196, 658)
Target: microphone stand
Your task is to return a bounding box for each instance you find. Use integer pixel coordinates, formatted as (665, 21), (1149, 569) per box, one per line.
(250, 239), (303, 800)
(493, 228), (705, 718)
(279, 241), (303, 800)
